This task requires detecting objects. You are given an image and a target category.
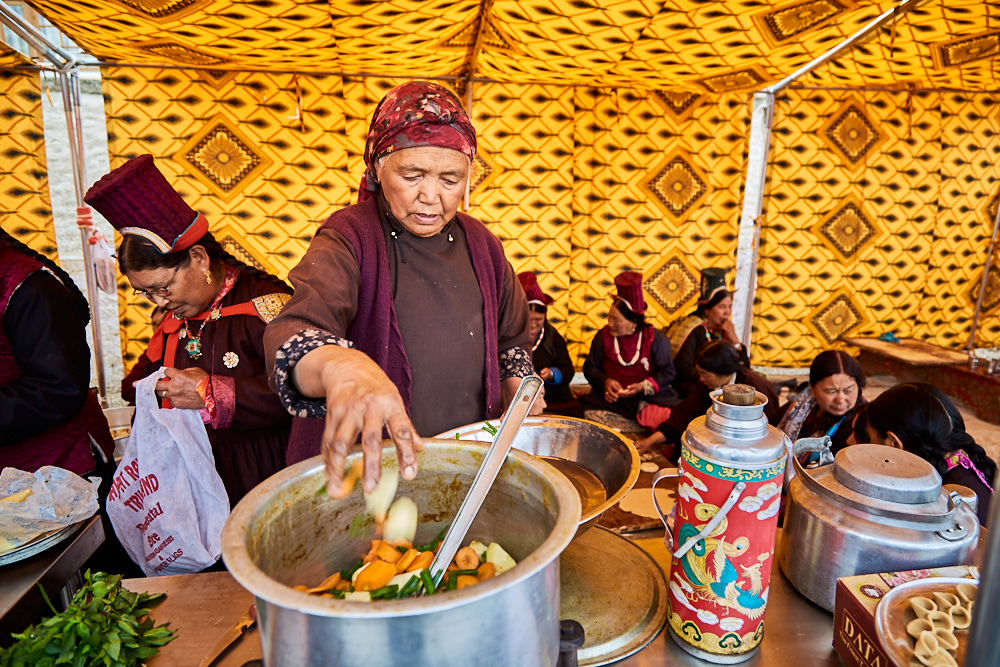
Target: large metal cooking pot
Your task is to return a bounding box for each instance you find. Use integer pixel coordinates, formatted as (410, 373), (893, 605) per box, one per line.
(222, 440), (581, 667)
(441, 416), (639, 535)
(779, 444), (979, 611)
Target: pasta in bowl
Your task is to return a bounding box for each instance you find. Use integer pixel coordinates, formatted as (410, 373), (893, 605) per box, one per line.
(876, 577), (979, 667)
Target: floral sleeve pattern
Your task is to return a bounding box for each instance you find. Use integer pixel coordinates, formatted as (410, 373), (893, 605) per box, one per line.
(499, 345), (535, 381)
(273, 328), (354, 418)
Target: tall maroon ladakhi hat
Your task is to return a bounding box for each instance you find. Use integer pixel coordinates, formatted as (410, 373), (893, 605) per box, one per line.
(517, 272), (554, 307)
(84, 154), (208, 253)
(611, 271), (647, 314)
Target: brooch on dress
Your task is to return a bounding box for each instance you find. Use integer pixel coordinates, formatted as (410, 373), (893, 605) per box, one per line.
(223, 351), (239, 369)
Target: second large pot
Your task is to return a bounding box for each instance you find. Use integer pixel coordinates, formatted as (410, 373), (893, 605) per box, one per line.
(778, 445), (979, 611)
(222, 440), (581, 667)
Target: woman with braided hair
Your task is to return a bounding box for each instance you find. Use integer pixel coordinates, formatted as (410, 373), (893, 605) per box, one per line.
(85, 154), (293, 503)
(0, 227), (114, 473)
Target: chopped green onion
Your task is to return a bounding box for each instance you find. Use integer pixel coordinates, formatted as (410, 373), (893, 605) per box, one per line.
(446, 573), (458, 591)
(396, 575), (421, 599)
(420, 569), (436, 596)
(369, 584), (399, 600)
(340, 558), (364, 581)
(451, 569), (479, 577)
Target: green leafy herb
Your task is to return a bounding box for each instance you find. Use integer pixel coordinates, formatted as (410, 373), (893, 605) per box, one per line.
(481, 421), (498, 436)
(0, 570), (176, 667)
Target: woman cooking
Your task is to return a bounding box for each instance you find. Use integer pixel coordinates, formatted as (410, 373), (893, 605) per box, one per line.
(772, 349), (867, 454)
(264, 81), (538, 497)
(84, 154), (294, 504)
(667, 267), (747, 399)
(581, 271), (678, 426)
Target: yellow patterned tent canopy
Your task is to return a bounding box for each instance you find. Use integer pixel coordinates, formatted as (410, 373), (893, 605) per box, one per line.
(6, 0), (1000, 369)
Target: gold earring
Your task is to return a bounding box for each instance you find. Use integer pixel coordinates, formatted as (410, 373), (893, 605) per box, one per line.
(204, 270), (212, 284)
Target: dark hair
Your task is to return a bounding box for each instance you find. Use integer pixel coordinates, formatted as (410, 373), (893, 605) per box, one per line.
(611, 298), (646, 327)
(694, 289), (731, 317)
(118, 232), (288, 290)
(695, 340), (743, 376)
(0, 227), (90, 323)
(867, 383), (996, 485)
(809, 350), (866, 390)
(528, 303), (547, 316)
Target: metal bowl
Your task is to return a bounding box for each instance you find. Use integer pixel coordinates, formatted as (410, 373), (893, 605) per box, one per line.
(440, 416), (640, 535)
(222, 440), (581, 667)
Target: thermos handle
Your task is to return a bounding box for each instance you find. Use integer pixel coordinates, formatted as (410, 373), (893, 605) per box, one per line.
(651, 468), (681, 547)
(672, 481), (748, 560)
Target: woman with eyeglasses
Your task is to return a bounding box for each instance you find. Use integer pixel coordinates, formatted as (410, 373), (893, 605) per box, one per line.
(85, 154), (294, 504)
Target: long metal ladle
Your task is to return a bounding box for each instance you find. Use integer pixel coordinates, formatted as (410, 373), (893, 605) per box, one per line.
(423, 375), (544, 591)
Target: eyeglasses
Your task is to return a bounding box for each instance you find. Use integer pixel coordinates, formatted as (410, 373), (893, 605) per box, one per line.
(132, 264), (182, 300)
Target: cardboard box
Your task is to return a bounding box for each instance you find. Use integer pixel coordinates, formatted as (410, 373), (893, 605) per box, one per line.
(833, 565), (979, 667)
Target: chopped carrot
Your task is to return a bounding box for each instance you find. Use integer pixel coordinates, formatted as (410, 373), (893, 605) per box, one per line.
(376, 542), (403, 563)
(456, 575), (479, 590)
(363, 540), (383, 564)
(477, 562), (496, 581)
(406, 550), (434, 572)
(354, 560), (397, 592)
(454, 546), (479, 570)
(395, 548), (419, 573)
(340, 460), (363, 496)
(293, 584), (310, 592)
(334, 580), (352, 592)
(387, 538), (413, 549)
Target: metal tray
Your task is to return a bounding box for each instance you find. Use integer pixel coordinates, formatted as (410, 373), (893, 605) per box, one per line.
(875, 576), (978, 667)
(0, 521), (85, 566)
(560, 526), (668, 666)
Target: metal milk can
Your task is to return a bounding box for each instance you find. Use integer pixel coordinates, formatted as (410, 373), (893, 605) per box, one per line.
(652, 385), (789, 664)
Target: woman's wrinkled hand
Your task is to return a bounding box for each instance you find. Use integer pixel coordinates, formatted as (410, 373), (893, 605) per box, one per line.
(308, 348), (422, 497)
(720, 318), (740, 345)
(156, 367), (208, 409)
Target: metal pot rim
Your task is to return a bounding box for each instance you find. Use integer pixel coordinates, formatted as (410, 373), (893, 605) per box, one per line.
(221, 441), (582, 619)
(442, 415), (641, 525)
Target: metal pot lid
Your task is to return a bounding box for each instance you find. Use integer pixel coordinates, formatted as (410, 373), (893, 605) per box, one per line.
(833, 445), (941, 504)
(560, 526), (667, 666)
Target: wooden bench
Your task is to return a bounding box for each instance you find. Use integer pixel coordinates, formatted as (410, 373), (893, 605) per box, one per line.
(842, 337), (1000, 425)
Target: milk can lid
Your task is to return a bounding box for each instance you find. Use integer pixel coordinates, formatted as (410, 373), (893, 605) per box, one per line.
(833, 445), (941, 504)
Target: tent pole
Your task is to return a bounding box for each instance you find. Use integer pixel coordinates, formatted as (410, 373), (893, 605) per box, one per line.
(0, 2), (107, 404)
(968, 199), (1000, 351)
(731, 0), (926, 350)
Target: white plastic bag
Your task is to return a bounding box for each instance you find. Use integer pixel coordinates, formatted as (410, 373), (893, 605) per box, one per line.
(107, 369), (230, 576)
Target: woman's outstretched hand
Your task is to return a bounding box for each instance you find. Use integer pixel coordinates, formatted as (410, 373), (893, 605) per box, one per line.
(292, 346), (423, 497)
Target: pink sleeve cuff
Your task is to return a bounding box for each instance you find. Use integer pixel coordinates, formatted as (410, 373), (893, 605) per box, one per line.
(210, 375), (237, 429)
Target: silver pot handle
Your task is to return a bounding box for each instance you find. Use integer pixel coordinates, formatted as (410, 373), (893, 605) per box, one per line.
(673, 481), (748, 560)
(651, 468), (680, 546)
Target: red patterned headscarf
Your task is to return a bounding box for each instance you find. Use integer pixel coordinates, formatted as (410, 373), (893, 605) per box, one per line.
(358, 81), (477, 203)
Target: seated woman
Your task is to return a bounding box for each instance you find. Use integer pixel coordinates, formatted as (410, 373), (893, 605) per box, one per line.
(772, 349), (866, 454)
(667, 267), (747, 399)
(85, 154), (294, 505)
(634, 341), (779, 458)
(582, 271), (678, 428)
(855, 383), (994, 526)
(0, 228), (114, 474)
(518, 272), (582, 418)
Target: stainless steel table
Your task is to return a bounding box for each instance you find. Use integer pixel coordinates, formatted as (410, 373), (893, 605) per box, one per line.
(0, 515), (105, 646)
(123, 528), (840, 666)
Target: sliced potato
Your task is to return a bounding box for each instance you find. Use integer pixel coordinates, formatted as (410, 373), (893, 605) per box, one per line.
(485, 542), (517, 575)
(365, 468), (399, 524)
(383, 496), (418, 543)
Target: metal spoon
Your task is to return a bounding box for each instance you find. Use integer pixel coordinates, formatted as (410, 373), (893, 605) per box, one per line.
(424, 375), (544, 591)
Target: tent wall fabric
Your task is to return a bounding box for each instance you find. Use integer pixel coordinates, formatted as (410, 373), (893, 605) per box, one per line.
(0, 42), (57, 260)
(4, 0), (1000, 373)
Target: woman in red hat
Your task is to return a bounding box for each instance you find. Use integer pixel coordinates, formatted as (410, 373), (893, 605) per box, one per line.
(264, 81), (538, 496)
(666, 267), (746, 399)
(517, 272), (581, 417)
(581, 271), (678, 425)
(85, 154), (293, 504)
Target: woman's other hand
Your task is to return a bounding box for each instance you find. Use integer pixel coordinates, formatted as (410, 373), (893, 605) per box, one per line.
(634, 430), (666, 454)
(618, 382), (644, 398)
(292, 346), (423, 497)
(720, 318), (740, 345)
(604, 378), (623, 403)
(157, 367), (208, 409)
(539, 367), (554, 382)
(501, 376), (546, 416)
